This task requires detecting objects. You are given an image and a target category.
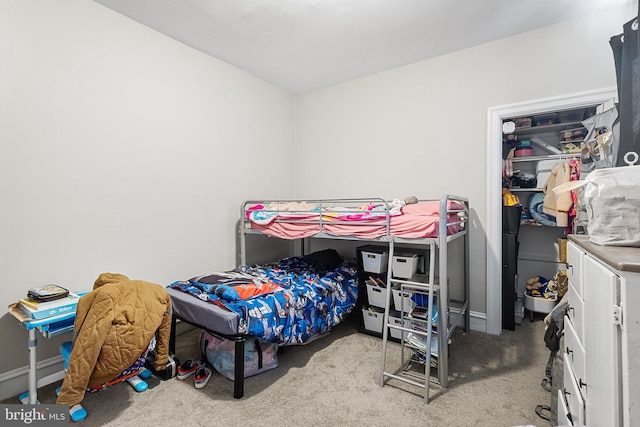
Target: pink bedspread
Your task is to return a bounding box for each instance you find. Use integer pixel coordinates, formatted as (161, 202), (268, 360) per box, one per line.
(249, 201), (464, 240)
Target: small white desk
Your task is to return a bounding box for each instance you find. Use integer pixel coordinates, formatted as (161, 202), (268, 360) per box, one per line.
(9, 303), (76, 404)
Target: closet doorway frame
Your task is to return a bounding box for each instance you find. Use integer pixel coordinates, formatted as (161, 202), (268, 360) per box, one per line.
(485, 87), (617, 335)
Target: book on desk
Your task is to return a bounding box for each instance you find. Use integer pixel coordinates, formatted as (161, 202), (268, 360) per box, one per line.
(8, 302), (76, 337)
(18, 293), (81, 320)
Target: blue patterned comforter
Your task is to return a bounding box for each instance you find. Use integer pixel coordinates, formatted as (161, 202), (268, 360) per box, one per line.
(168, 255), (358, 345)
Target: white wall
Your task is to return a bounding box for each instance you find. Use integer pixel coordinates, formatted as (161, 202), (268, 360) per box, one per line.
(0, 0), (294, 380)
(294, 3), (637, 327)
(1, 0), (636, 400)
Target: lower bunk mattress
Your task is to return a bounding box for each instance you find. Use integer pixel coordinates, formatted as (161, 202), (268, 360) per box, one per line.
(167, 249), (358, 346)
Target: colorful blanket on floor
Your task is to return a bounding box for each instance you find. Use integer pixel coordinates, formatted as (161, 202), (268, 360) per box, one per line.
(168, 252), (358, 345)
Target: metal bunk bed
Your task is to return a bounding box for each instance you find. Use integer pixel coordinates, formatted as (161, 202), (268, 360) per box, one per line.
(239, 194), (470, 401)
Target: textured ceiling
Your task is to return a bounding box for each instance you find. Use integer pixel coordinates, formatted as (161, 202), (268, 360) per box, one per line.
(94, 0), (634, 94)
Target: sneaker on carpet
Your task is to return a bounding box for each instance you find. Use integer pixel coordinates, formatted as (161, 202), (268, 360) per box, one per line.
(177, 358), (203, 380)
(69, 404), (87, 422)
(194, 365), (212, 389)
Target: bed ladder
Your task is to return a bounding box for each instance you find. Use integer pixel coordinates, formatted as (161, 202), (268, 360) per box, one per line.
(379, 239), (440, 404)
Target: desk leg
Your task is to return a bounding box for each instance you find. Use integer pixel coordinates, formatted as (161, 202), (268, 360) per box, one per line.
(19, 329), (38, 404)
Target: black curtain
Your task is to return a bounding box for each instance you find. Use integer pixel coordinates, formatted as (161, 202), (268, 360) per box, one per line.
(610, 13), (640, 166)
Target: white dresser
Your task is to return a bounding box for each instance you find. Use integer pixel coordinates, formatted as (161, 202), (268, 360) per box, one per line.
(559, 235), (640, 427)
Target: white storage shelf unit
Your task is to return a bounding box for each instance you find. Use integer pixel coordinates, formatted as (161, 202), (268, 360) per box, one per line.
(360, 247), (423, 334)
(348, 196), (469, 404)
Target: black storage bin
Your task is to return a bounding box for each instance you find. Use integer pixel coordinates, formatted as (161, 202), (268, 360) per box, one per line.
(502, 233), (520, 331)
(502, 205), (523, 233)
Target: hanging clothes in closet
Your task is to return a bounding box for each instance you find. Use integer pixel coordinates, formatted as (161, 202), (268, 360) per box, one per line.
(566, 159), (580, 234)
(609, 13), (639, 165)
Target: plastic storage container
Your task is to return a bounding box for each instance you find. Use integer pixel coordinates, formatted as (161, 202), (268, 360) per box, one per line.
(560, 128), (587, 142)
(366, 284), (387, 308)
(392, 287), (415, 311)
(514, 147), (534, 157)
(524, 294), (558, 314)
(513, 147), (533, 157)
(362, 307), (383, 333)
(536, 159), (559, 189)
(389, 311), (409, 340)
(392, 254), (420, 278)
(558, 141), (581, 154)
(514, 139), (533, 157)
(558, 108), (586, 123)
(513, 117), (532, 128)
(361, 251), (388, 273)
(533, 113), (558, 126)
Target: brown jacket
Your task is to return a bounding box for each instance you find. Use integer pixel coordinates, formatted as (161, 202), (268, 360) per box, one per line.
(56, 273), (172, 407)
(543, 162), (572, 227)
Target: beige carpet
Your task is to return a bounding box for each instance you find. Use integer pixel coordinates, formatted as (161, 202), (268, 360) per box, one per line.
(3, 315), (553, 427)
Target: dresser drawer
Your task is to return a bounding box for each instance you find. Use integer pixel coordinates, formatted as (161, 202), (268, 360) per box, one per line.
(567, 242), (584, 299)
(564, 353), (586, 426)
(564, 315), (586, 390)
(566, 283), (584, 345)
(557, 388), (573, 426)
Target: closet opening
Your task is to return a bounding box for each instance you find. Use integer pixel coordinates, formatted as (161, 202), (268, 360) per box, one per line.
(485, 88), (617, 335)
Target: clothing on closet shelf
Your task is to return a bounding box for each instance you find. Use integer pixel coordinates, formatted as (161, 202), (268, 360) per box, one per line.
(526, 193), (553, 226)
(566, 159), (580, 234)
(542, 162), (571, 227)
(502, 135), (517, 183)
(503, 159), (513, 179)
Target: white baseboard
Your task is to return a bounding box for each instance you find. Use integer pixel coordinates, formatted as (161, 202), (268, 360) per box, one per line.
(468, 310), (488, 333)
(450, 307), (487, 334)
(0, 355), (65, 402)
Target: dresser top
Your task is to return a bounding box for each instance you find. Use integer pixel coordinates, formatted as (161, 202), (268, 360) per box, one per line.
(569, 235), (640, 273)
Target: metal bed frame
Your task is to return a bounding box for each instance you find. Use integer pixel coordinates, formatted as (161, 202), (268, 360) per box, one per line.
(240, 195), (470, 399)
(168, 195), (470, 400)
(168, 315), (249, 399)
